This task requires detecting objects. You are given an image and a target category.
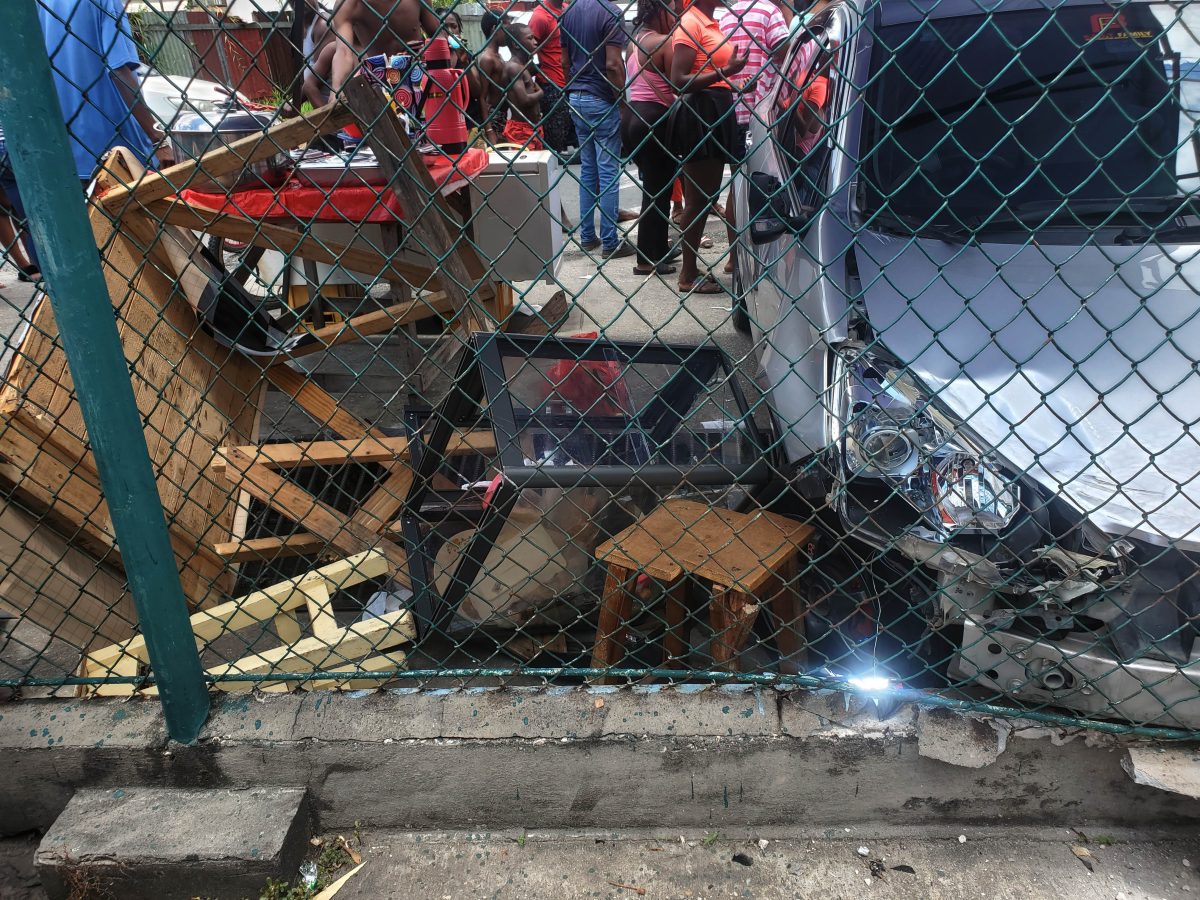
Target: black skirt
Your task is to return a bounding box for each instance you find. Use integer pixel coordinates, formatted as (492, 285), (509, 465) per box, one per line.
(666, 87), (741, 164)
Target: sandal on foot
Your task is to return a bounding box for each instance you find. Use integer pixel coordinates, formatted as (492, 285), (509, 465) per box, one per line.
(678, 275), (725, 295)
(634, 262), (678, 275)
(699, 235), (714, 250)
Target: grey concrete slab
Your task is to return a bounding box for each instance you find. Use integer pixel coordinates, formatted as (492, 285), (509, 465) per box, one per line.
(35, 786), (309, 900)
(917, 708), (1005, 769)
(307, 830), (1200, 900)
(3, 690), (1200, 838)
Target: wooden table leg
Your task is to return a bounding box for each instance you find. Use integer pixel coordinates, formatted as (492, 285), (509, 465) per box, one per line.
(590, 564), (634, 684)
(709, 588), (761, 673)
(661, 577), (689, 669)
(768, 553), (807, 674)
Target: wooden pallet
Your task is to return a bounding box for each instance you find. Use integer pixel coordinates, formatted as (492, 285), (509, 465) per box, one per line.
(80, 550), (413, 695)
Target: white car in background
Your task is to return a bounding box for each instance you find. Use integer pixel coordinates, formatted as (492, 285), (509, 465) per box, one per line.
(135, 64), (250, 128)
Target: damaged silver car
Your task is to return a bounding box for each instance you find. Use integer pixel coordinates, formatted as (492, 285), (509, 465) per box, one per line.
(734, 0), (1200, 726)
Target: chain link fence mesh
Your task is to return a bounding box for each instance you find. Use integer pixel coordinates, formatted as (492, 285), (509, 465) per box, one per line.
(0, 0), (1198, 740)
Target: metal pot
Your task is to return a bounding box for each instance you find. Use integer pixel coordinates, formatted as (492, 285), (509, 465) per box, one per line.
(169, 102), (290, 193)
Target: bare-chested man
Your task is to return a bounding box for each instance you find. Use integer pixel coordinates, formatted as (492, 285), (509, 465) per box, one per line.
(476, 10), (510, 144)
(329, 0), (440, 93)
(499, 24), (544, 149)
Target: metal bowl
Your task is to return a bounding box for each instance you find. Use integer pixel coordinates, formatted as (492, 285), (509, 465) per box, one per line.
(170, 104), (290, 193)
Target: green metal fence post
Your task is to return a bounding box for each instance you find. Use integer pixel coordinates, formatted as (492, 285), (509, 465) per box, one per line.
(0, 0), (210, 742)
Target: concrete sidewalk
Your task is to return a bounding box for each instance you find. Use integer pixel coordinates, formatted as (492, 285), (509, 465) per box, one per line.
(6, 828), (1197, 900)
(333, 831), (1200, 900)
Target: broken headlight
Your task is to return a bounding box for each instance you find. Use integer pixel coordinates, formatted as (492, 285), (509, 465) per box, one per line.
(836, 349), (1019, 538)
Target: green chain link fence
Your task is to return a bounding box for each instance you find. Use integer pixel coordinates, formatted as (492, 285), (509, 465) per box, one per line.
(0, 0), (1198, 744)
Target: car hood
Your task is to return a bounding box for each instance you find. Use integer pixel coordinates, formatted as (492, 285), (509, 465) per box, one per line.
(857, 233), (1200, 549)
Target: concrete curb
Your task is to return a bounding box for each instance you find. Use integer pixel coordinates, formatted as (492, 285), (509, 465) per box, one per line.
(2, 687), (1197, 835)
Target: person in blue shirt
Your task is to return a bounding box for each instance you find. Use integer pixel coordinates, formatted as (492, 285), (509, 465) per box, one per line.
(1, 0), (167, 272)
(38, 0), (168, 177)
(560, 0), (634, 259)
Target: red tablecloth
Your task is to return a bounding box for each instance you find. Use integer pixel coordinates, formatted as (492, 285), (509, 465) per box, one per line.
(179, 147), (489, 224)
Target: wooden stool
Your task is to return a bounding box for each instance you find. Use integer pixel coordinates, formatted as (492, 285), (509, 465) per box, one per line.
(589, 499), (814, 681)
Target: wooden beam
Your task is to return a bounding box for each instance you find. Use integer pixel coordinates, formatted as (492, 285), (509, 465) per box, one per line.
(300, 580), (338, 641)
(341, 75), (490, 331)
(216, 445), (409, 576)
(289, 291), (459, 358)
(207, 607), (415, 692)
(264, 365), (382, 440)
(213, 533), (328, 562)
(86, 549), (388, 671)
(99, 102), (356, 212)
(213, 436), (411, 472)
(143, 199), (478, 296)
(212, 430), (496, 473)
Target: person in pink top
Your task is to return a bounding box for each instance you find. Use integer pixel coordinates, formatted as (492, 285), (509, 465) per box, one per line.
(716, 0), (788, 271)
(621, 0), (684, 275)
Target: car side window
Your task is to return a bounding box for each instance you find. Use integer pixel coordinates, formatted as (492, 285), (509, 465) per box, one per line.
(775, 11), (843, 215)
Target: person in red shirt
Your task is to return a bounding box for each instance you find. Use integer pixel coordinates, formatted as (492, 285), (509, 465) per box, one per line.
(529, 0), (577, 153)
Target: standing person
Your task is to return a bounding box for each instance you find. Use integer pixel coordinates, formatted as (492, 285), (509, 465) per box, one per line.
(622, 0), (682, 275)
(329, 0), (441, 93)
(0, 0), (169, 272)
(716, 0), (788, 272)
(529, 0), (576, 155)
(0, 128), (36, 282)
(667, 0), (748, 293)
(442, 10), (483, 130)
(476, 10), (511, 144)
(561, 0), (635, 257)
(500, 24), (546, 149)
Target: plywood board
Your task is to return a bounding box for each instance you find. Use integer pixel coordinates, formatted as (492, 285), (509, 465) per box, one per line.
(0, 157), (267, 612)
(0, 505), (135, 652)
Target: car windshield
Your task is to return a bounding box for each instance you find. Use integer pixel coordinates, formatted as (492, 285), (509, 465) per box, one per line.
(859, 4), (1198, 238)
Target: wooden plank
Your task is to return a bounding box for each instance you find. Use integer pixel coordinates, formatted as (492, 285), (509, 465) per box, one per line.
(507, 289), (569, 336)
(300, 580), (338, 641)
(213, 436), (411, 472)
(0, 148), (263, 615)
(207, 607), (415, 692)
(214, 534), (328, 562)
(352, 466), (415, 535)
(99, 101), (356, 212)
(211, 430), (496, 473)
(273, 610), (303, 645)
(341, 75), (489, 332)
(288, 291), (459, 358)
(215, 446), (410, 576)
(265, 365), (382, 441)
(0, 505), (136, 652)
(306, 649), (407, 690)
(0, 415), (119, 561)
(6, 392), (231, 596)
(86, 549), (388, 671)
(349, 425), (499, 536)
(143, 199), (474, 295)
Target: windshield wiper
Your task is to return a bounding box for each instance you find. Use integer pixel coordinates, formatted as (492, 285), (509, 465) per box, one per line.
(1115, 222), (1200, 245)
(863, 209), (969, 245)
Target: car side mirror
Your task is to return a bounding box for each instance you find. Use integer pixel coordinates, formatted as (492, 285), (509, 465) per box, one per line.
(747, 172), (806, 245)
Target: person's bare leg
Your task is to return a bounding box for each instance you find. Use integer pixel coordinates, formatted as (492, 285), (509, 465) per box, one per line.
(0, 215), (31, 272)
(678, 159), (724, 290)
(0, 187), (33, 273)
